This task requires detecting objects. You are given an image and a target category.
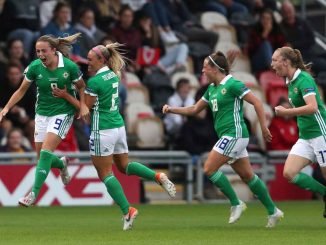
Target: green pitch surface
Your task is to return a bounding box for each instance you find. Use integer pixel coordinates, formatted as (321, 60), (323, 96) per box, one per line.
(1, 201), (326, 245)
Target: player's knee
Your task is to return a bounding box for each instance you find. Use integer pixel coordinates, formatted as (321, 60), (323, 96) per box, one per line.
(203, 162), (217, 176)
(239, 173), (254, 183)
(94, 166), (112, 180)
(115, 164), (126, 174)
(283, 169), (295, 181)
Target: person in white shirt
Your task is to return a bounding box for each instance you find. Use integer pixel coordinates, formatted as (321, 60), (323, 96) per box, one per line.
(164, 78), (195, 135)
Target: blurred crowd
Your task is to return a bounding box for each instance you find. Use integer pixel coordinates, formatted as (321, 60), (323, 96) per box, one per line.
(0, 0), (325, 157)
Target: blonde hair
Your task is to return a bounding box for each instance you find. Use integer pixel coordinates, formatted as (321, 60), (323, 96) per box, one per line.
(91, 42), (127, 78)
(37, 33), (82, 57)
(277, 46), (309, 71)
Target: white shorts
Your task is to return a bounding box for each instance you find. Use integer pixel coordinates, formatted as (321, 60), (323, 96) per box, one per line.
(213, 136), (249, 164)
(290, 135), (326, 167)
(34, 114), (74, 142)
(89, 126), (129, 156)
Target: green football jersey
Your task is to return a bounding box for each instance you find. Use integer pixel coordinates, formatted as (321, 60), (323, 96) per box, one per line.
(202, 75), (250, 138)
(85, 66), (124, 130)
(24, 52), (81, 116)
(287, 69), (326, 139)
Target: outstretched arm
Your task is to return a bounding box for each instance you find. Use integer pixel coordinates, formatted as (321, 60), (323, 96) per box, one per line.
(162, 99), (207, 116)
(243, 91), (272, 142)
(0, 79), (31, 122)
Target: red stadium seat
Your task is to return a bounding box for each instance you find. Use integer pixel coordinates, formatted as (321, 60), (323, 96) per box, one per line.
(259, 70), (285, 93)
(259, 71), (287, 107)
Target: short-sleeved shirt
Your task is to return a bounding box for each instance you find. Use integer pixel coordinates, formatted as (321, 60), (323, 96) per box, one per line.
(85, 66), (124, 131)
(24, 52), (81, 116)
(202, 75), (250, 138)
(287, 69), (326, 139)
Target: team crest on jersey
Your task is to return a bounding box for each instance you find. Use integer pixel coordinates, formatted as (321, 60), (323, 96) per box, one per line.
(221, 88), (227, 95)
(63, 72), (69, 79)
(37, 74), (43, 79)
(294, 87), (298, 94)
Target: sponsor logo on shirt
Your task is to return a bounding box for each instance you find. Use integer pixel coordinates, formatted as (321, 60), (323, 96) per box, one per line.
(304, 87), (315, 93)
(241, 86), (248, 92)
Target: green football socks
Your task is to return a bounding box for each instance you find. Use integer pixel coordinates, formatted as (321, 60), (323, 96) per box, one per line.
(292, 172), (326, 195)
(32, 150), (53, 197)
(103, 174), (130, 215)
(51, 155), (64, 169)
(126, 161), (156, 181)
(209, 171), (240, 206)
(248, 175), (276, 215)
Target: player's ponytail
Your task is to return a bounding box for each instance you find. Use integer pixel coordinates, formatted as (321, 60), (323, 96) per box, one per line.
(37, 33), (82, 57)
(57, 33), (82, 57)
(104, 42), (127, 78)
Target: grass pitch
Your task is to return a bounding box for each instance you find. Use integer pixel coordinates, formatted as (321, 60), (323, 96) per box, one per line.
(1, 201), (326, 245)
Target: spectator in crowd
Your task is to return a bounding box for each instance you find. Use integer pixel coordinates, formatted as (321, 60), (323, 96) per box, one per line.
(267, 97), (298, 150)
(163, 51), (283, 227)
(122, 0), (180, 45)
(280, 0), (326, 76)
(164, 78), (195, 137)
(111, 5), (142, 73)
(74, 7), (106, 58)
(161, 0), (218, 52)
(137, 13), (189, 75)
(237, 0), (277, 15)
(5, 39), (30, 68)
(89, 0), (121, 32)
(39, 0), (59, 28)
(0, 63), (36, 130)
(41, 1), (81, 55)
(0, 0), (40, 56)
(184, 0), (248, 18)
(176, 107), (217, 162)
(0, 128), (31, 153)
(247, 8), (286, 75)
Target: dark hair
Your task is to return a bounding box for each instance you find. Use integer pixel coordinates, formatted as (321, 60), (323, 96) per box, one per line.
(7, 38), (23, 49)
(258, 8), (280, 34)
(118, 4), (133, 17)
(176, 78), (190, 90)
(5, 62), (23, 73)
(77, 7), (94, 21)
(206, 51), (230, 74)
(53, 1), (71, 19)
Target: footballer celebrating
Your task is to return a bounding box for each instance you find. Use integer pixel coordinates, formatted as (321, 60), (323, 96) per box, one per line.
(0, 33), (89, 207)
(272, 46), (326, 217)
